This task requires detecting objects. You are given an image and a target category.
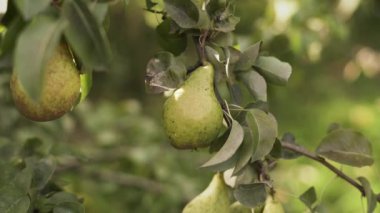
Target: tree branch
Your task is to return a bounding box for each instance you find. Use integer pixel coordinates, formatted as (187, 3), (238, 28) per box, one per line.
(281, 141), (380, 203)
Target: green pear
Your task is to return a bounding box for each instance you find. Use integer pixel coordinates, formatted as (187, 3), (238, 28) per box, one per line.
(262, 196), (284, 213)
(163, 63), (223, 149)
(10, 44), (80, 122)
(183, 173), (230, 213)
(229, 202), (251, 213)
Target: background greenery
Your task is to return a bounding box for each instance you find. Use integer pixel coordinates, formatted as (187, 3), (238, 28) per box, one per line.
(1, 0), (380, 212)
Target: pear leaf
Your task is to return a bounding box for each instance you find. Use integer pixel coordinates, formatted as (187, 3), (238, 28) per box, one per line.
(14, 14), (66, 100)
(235, 41), (262, 71)
(233, 183), (267, 208)
(254, 56), (292, 86)
(62, 0), (112, 71)
(357, 177), (377, 213)
(246, 109), (278, 162)
(316, 129), (374, 167)
(145, 51), (187, 93)
(238, 69), (267, 102)
(163, 0), (199, 28)
(299, 187), (317, 210)
(15, 0), (50, 20)
(233, 127), (255, 175)
(201, 119), (244, 168)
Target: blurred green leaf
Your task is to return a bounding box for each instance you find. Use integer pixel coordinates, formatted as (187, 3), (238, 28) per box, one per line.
(210, 32), (234, 47)
(316, 129), (374, 167)
(238, 69), (267, 102)
(145, 51), (187, 93)
(79, 72), (93, 102)
(14, 14), (66, 100)
(0, 16), (25, 57)
(201, 119), (244, 168)
(146, 0), (158, 10)
(233, 183), (267, 208)
(246, 109), (278, 162)
(235, 41), (262, 71)
(357, 177), (377, 213)
(156, 18), (187, 55)
(14, 0), (50, 20)
(0, 194), (30, 213)
(280, 133), (301, 159)
(163, 0), (199, 28)
(30, 157), (56, 190)
(89, 3), (109, 25)
(299, 187), (317, 210)
(53, 202), (85, 213)
(269, 138), (282, 159)
(254, 56), (292, 86)
(62, 0), (112, 71)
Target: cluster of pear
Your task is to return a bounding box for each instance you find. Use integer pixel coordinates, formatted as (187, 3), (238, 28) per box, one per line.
(183, 173), (284, 213)
(163, 63), (224, 149)
(10, 44), (81, 122)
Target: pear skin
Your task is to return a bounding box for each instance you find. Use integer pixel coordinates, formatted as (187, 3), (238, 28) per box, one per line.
(183, 173), (230, 213)
(262, 196), (285, 213)
(10, 44), (80, 121)
(163, 63), (223, 149)
(229, 202), (251, 213)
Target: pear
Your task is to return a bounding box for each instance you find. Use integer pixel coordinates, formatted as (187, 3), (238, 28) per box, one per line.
(163, 63), (223, 149)
(229, 202), (251, 213)
(262, 196), (285, 213)
(10, 44), (80, 122)
(183, 173), (230, 213)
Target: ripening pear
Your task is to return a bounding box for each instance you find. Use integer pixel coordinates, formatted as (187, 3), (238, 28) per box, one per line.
(229, 202), (251, 213)
(183, 173), (230, 213)
(262, 196), (285, 213)
(163, 63), (223, 149)
(10, 44), (80, 121)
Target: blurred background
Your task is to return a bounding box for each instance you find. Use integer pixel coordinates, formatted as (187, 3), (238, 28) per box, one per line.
(1, 0), (380, 212)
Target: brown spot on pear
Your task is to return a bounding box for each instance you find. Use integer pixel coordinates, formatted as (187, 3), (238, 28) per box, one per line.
(163, 63), (223, 149)
(10, 44), (80, 121)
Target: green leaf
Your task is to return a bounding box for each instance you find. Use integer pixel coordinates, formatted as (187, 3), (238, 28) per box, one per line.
(0, 16), (25, 58)
(156, 18), (187, 55)
(357, 177), (377, 213)
(201, 119), (244, 168)
(146, 0), (158, 10)
(210, 32), (234, 47)
(280, 133), (301, 159)
(238, 69), (267, 102)
(235, 41), (262, 71)
(62, 0), (112, 71)
(15, 0), (50, 20)
(233, 127), (255, 175)
(163, 0), (199, 28)
(14, 14), (66, 100)
(53, 202), (85, 213)
(254, 56), (292, 86)
(214, 15), (240, 33)
(246, 109), (278, 162)
(88, 2), (109, 25)
(145, 51), (187, 93)
(20, 137), (45, 158)
(233, 183), (267, 208)
(299, 187), (317, 210)
(316, 129), (374, 167)
(79, 71), (93, 102)
(0, 195), (30, 213)
(30, 157), (56, 190)
(269, 138), (282, 159)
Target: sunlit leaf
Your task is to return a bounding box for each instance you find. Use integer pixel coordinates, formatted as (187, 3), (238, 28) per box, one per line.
(316, 129), (374, 167)
(14, 14), (66, 99)
(233, 183), (267, 208)
(201, 119), (244, 168)
(79, 72), (93, 102)
(254, 56), (292, 86)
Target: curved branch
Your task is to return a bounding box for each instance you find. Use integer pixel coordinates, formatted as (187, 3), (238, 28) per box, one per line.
(281, 141), (380, 203)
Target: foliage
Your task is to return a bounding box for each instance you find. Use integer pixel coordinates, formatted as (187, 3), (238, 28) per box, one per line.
(0, 0), (380, 212)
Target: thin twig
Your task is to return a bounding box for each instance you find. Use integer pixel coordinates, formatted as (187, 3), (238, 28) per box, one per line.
(281, 142), (380, 203)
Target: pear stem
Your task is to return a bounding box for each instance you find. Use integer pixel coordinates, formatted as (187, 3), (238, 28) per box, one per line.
(197, 30), (209, 65)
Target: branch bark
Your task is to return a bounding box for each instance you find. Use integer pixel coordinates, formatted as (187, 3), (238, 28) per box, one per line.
(281, 141), (380, 203)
